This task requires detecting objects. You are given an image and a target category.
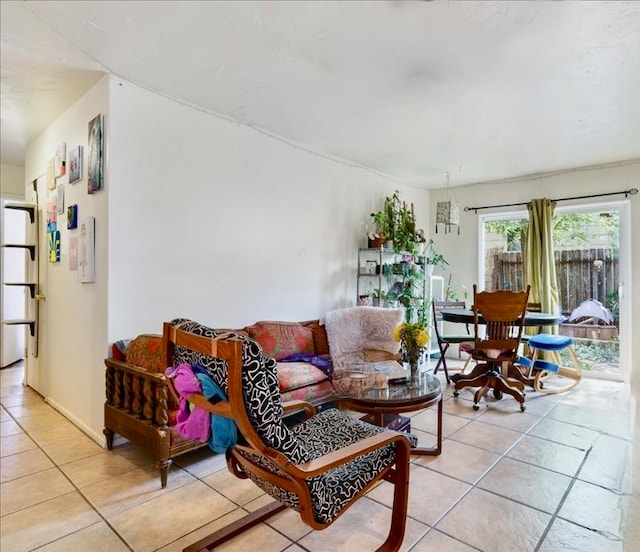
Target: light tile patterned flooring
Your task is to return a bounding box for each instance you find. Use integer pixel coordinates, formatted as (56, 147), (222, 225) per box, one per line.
(1, 359), (637, 551)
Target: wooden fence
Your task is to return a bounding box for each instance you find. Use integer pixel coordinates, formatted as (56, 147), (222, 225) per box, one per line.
(486, 247), (619, 315)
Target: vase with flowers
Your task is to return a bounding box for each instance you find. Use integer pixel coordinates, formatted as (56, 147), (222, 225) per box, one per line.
(393, 322), (430, 388)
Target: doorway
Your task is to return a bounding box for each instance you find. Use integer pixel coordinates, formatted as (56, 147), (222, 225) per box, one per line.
(479, 200), (630, 382)
(1, 197), (27, 367)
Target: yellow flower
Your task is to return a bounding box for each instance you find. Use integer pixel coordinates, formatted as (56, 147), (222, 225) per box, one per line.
(416, 329), (430, 347)
(393, 322), (430, 365)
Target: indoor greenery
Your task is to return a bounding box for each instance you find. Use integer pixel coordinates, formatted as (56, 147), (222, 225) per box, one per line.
(369, 189), (427, 254)
(424, 239), (448, 271)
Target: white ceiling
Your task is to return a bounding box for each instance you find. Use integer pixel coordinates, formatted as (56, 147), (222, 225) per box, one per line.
(2, 1), (640, 189)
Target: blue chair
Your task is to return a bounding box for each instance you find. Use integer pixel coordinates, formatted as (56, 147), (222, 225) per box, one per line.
(519, 333), (582, 394)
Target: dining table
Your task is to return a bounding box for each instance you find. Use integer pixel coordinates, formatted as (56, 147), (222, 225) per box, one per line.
(439, 307), (562, 388)
(439, 308), (562, 327)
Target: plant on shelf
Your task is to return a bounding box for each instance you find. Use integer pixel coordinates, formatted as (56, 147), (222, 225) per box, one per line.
(367, 190), (399, 247)
(414, 228), (427, 255)
(365, 214), (388, 247)
(394, 202), (417, 254)
(424, 239), (448, 272)
(371, 288), (387, 307)
(369, 189), (426, 254)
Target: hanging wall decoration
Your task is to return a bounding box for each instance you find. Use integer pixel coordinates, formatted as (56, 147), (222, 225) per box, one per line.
(47, 201), (57, 232)
(67, 204), (78, 229)
(56, 184), (65, 215)
(69, 145), (83, 183)
(88, 114), (104, 194)
(69, 237), (78, 271)
(54, 142), (66, 178)
(48, 230), (60, 263)
(78, 216), (95, 283)
(435, 173), (460, 235)
(47, 158), (56, 190)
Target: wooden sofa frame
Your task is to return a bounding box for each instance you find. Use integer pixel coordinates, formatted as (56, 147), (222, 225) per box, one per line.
(103, 356), (207, 488)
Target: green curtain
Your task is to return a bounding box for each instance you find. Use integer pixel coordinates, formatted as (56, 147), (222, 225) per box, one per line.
(525, 198), (560, 333)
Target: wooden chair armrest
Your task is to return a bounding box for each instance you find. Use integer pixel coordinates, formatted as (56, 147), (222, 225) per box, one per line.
(104, 357), (171, 426)
(182, 393), (234, 418)
(290, 431), (410, 478)
(282, 400), (316, 419)
(105, 357), (168, 384)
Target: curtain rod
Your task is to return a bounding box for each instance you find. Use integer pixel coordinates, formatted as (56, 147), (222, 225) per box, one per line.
(464, 188), (638, 213)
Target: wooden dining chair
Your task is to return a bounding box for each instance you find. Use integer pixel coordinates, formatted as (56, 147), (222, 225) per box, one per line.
(453, 285), (531, 411)
(163, 319), (411, 552)
(431, 301), (475, 383)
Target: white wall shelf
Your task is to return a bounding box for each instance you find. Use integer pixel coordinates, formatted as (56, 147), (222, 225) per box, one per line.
(1, 202), (40, 351)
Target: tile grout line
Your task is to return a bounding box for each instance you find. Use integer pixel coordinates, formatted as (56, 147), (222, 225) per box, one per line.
(414, 390), (586, 550)
(532, 445), (594, 552)
(1, 389), (136, 552)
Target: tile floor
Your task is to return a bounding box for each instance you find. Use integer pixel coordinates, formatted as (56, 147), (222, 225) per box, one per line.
(1, 359), (636, 551)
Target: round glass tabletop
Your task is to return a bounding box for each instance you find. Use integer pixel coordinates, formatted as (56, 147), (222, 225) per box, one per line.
(333, 361), (441, 407)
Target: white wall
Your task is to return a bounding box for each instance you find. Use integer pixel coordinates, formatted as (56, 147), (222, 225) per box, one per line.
(24, 76), (109, 439)
(24, 76), (429, 443)
(1, 163), (25, 197)
(429, 161), (639, 380)
(107, 78), (429, 338)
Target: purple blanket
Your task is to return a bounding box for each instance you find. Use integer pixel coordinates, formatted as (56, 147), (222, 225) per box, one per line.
(280, 353), (334, 377)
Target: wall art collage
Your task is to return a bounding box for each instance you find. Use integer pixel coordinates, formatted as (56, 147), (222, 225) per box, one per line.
(44, 114), (103, 283)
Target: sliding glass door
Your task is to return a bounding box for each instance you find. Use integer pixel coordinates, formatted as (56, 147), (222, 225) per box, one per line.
(479, 200), (630, 382)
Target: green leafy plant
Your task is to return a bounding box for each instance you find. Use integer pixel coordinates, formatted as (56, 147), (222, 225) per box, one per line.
(371, 288), (386, 300)
(370, 190), (400, 241)
(370, 190), (423, 254)
(424, 239), (448, 271)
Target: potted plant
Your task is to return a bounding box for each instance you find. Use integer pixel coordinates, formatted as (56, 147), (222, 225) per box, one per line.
(414, 228), (427, 255)
(366, 211), (390, 248)
(368, 190), (401, 248)
(371, 288), (386, 307)
(394, 202), (417, 254)
(424, 239), (448, 274)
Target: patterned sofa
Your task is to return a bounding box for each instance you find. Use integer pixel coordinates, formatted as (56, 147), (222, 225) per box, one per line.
(103, 318), (337, 487)
(243, 319), (336, 406)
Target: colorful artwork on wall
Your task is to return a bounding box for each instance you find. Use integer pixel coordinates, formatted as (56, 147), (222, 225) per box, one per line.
(48, 230), (60, 263)
(47, 158), (56, 190)
(88, 114), (104, 194)
(69, 145), (83, 183)
(69, 237), (78, 271)
(67, 204), (78, 229)
(47, 202), (57, 232)
(78, 216), (95, 283)
(56, 184), (65, 215)
(54, 143), (66, 178)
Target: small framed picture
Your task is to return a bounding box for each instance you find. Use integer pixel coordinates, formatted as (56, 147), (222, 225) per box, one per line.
(56, 184), (65, 215)
(69, 146), (83, 183)
(67, 204), (78, 229)
(54, 142), (66, 178)
(88, 114), (104, 194)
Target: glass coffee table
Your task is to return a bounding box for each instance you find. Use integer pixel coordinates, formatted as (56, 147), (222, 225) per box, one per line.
(333, 361), (442, 456)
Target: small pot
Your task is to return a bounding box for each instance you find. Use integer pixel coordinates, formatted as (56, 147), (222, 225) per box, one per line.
(369, 236), (385, 248)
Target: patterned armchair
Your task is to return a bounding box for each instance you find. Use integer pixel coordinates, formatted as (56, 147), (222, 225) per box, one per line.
(164, 319), (411, 552)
